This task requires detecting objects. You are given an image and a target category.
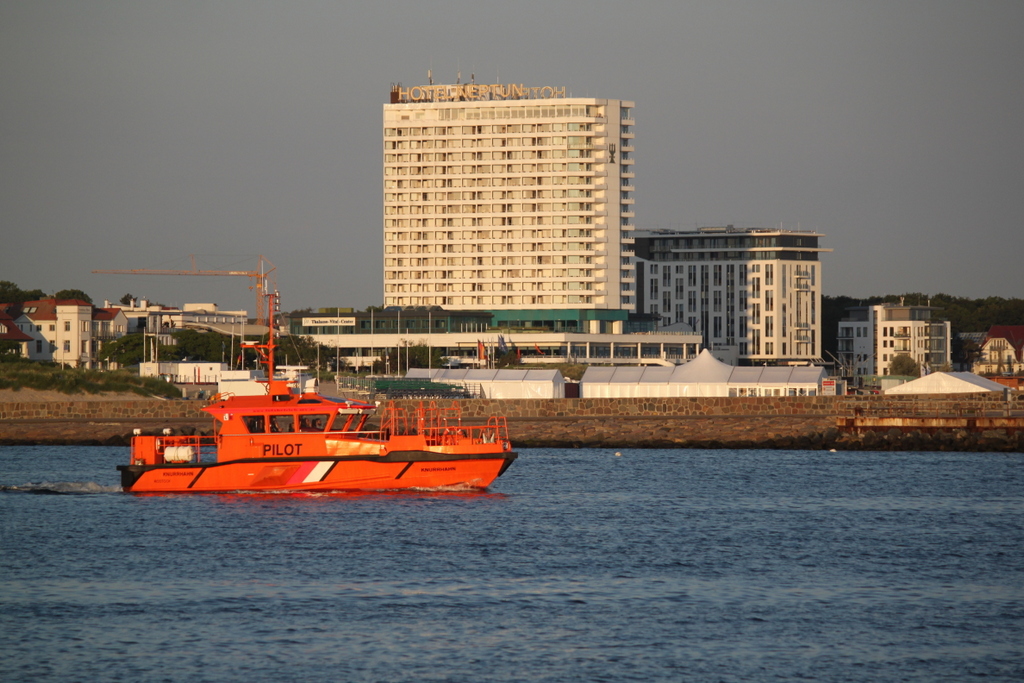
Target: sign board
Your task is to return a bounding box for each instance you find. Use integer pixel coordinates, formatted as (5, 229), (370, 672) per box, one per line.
(391, 83), (566, 103)
(822, 379), (837, 396)
(302, 317), (356, 327)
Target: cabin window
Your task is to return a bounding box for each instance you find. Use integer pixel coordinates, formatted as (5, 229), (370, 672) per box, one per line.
(329, 413), (355, 432)
(270, 415), (295, 433)
(242, 415), (265, 433)
(299, 414), (331, 432)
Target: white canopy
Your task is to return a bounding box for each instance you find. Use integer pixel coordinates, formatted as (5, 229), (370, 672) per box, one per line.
(405, 368), (565, 398)
(884, 372), (1007, 395)
(581, 350), (826, 398)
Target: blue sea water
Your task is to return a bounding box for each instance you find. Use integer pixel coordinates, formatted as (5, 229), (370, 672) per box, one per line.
(1, 445), (1022, 682)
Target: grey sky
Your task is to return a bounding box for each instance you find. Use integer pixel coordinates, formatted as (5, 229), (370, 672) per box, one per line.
(2, 1), (1021, 313)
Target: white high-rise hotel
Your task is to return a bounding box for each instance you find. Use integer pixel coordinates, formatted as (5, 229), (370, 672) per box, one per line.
(383, 82), (637, 329)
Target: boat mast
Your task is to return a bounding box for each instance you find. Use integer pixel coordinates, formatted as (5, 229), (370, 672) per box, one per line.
(241, 288), (288, 395)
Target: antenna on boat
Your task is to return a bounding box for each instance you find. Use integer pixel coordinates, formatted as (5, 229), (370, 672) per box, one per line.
(240, 288), (289, 396)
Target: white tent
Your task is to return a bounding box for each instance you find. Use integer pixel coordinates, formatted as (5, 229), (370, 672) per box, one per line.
(884, 372), (1008, 395)
(581, 349), (826, 398)
(405, 368), (565, 399)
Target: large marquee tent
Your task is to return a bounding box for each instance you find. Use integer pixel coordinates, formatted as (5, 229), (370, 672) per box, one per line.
(405, 368), (565, 399)
(884, 372), (1008, 395)
(580, 350), (826, 398)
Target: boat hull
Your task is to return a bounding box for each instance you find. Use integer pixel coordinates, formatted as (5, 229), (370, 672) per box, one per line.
(117, 451), (517, 493)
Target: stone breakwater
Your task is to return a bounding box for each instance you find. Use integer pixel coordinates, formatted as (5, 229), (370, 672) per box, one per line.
(1, 394), (1021, 451)
(395, 395), (1023, 452)
(0, 399), (209, 446)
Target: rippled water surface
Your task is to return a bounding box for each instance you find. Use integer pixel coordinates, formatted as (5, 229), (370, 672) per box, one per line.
(2, 446), (1022, 682)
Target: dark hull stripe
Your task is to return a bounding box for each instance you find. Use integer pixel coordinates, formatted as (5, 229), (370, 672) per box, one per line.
(394, 462), (414, 480)
(117, 452), (518, 489)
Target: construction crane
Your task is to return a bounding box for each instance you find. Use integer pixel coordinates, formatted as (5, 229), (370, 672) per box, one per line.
(93, 255), (277, 327)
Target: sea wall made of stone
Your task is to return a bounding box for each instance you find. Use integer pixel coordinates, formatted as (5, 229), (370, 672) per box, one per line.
(1, 394), (1021, 450)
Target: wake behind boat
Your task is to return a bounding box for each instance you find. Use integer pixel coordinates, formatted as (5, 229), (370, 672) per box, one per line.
(118, 292), (517, 493)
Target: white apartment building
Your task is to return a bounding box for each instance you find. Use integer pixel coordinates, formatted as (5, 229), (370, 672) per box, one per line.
(837, 303), (952, 377)
(635, 227), (830, 365)
(5, 299), (128, 368)
(383, 82), (636, 325)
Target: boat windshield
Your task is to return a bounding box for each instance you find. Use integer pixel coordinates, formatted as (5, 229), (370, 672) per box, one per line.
(299, 414), (330, 432)
(270, 415), (295, 433)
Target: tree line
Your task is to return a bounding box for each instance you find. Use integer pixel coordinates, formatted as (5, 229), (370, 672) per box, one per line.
(821, 293), (1024, 367)
(5, 279), (1023, 370)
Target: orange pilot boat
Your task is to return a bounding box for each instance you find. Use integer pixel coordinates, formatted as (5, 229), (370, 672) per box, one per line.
(117, 293), (516, 493)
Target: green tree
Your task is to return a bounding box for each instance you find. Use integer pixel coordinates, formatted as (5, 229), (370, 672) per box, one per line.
(271, 333), (342, 372)
(0, 339), (23, 361)
(888, 354), (920, 377)
(494, 349), (520, 368)
(0, 280), (47, 304)
(97, 333), (176, 366)
(119, 293), (134, 306)
(372, 344), (444, 373)
(53, 288), (93, 304)
(171, 329), (231, 362)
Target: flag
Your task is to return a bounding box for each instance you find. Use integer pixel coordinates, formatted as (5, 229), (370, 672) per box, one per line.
(497, 335), (508, 354)
(477, 340), (486, 360)
(534, 343), (546, 355)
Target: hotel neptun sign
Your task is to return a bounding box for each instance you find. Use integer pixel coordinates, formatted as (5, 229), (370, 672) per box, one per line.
(390, 83), (567, 104)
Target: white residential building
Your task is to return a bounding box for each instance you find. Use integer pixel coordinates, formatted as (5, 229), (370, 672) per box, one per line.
(383, 81), (637, 325)
(837, 303), (952, 377)
(5, 299), (128, 368)
(972, 326), (1024, 376)
(635, 227), (831, 365)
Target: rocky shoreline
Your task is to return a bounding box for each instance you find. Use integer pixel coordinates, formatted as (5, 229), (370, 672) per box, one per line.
(2, 394), (1021, 451)
(3, 414), (1022, 452)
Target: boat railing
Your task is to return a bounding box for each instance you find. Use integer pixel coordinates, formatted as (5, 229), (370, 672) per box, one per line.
(378, 400), (511, 449)
(132, 435), (218, 465)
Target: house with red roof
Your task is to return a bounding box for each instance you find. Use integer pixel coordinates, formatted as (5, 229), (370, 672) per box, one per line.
(2, 299), (128, 368)
(0, 304), (34, 358)
(973, 325), (1024, 376)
